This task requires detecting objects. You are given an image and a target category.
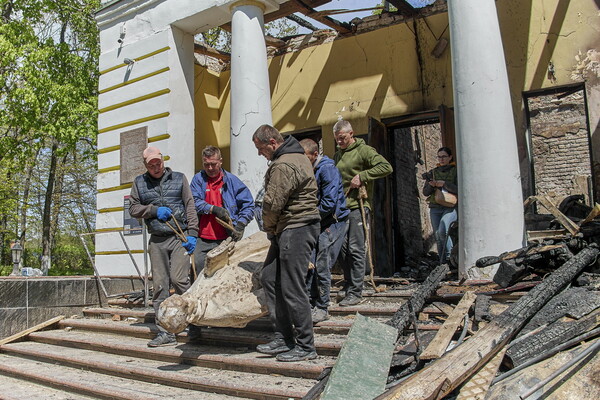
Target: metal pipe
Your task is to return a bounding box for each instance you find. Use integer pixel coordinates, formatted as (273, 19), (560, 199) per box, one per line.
(519, 337), (600, 399)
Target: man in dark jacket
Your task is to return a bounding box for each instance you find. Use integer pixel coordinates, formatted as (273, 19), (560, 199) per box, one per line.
(190, 145), (255, 272)
(333, 120), (393, 306)
(129, 146), (198, 347)
(299, 138), (349, 324)
(252, 124), (320, 362)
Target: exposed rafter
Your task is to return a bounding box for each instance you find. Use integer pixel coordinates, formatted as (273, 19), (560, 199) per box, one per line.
(193, 42), (230, 61)
(292, 0), (352, 34)
(286, 13), (318, 32)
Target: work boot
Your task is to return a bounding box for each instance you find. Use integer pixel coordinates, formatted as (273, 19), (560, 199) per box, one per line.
(147, 332), (177, 347)
(187, 325), (202, 343)
(276, 346), (317, 362)
(312, 308), (329, 325)
(256, 338), (294, 355)
(338, 294), (364, 307)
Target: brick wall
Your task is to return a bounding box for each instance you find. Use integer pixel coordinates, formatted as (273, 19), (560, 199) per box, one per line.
(529, 91), (593, 207)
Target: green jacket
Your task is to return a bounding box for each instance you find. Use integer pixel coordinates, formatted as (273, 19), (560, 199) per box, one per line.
(334, 138), (393, 210)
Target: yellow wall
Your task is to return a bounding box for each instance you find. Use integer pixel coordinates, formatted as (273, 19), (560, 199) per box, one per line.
(195, 0), (600, 185)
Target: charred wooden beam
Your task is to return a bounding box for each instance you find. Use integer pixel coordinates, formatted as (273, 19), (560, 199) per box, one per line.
(292, 0), (352, 34)
(193, 42), (231, 61)
(386, 263), (449, 333)
(506, 308), (600, 368)
(286, 13), (318, 31)
(386, 0), (416, 16)
(375, 245), (600, 400)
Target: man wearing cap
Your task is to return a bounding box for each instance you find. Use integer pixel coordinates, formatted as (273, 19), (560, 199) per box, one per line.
(129, 146), (199, 347)
(190, 145), (255, 272)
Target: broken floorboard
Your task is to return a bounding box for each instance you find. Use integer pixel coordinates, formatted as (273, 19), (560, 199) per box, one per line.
(375, 245), (600, 400)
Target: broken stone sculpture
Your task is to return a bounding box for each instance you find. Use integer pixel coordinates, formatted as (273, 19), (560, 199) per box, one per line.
(157, 232), (271, 333)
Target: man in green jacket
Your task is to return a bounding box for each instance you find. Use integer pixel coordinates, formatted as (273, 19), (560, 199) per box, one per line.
(333, 120), (393, 306)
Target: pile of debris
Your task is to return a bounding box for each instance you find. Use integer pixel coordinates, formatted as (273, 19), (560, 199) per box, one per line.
(307, 196), (600, 400)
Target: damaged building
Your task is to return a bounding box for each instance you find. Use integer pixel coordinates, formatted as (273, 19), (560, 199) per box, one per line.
(1, 0), (600, 399)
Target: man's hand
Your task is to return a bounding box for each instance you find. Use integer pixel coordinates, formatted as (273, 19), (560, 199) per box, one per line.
(230, 222), (245, 242)
(212, 206), (230, 222)
(350, 174), (362, 189)
(157, 207), (173, 221)
(182, 236), (197, 254)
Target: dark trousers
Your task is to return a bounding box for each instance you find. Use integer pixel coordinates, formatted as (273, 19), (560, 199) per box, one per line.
(338, 208), (369, 298)
(306, 219), (349, 310)
(261, 222), (319, 352)
(193, 237), (223, 273)
(149, 235), (191, 332)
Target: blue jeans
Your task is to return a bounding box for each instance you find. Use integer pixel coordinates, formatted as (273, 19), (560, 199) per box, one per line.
(306, 219), (349, 310)
(429, 207), (457, 263)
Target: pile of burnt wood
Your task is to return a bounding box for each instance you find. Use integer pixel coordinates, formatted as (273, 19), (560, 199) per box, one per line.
(374, 196), (600, 399)
(305, 195), (600, 399)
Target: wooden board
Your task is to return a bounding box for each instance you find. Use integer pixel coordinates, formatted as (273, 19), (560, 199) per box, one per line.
(420, 291), (477, 360)
(322, 314), (397, 400)
(0, 315), (65, 345)
(456, 347), (507, 400)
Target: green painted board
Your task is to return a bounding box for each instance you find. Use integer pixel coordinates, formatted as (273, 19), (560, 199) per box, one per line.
(322, 313), (397, 400)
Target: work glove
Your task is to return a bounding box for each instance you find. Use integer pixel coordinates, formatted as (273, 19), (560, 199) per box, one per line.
(156, 207), (173, 222)
(230, 222), (246, 242)
(211, 206), (230, 222)
(182, 236), (197, 254)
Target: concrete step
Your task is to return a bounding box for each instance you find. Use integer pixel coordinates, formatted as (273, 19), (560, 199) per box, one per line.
(1, 340), (315, 399)
(0, 353), (235, 399)
(58, 318), (346, 356)
(27, 328), (334, 380)
(0, 373), (97, 400)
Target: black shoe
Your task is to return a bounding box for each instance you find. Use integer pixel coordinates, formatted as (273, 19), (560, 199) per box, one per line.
(339, 294), (364, 307)
(147, 332), (177, 347)
(187, 325), (202, 343)
(276, 346), (317, 362)
(256, 338), (294, 355)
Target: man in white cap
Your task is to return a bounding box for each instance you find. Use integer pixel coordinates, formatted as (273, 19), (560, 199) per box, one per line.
(129, 146), (199, 347)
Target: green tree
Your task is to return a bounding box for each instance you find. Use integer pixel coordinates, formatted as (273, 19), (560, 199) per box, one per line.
(0, 0), (99, 274)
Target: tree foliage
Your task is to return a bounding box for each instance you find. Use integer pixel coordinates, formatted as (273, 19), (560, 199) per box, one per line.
(0, 0), (99, 275)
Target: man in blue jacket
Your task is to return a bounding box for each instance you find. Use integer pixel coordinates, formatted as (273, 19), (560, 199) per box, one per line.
(299, 139), (349, 324)
(190, 146), (255, 273)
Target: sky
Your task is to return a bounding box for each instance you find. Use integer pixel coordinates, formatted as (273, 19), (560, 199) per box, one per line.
(296, 0), (436, 33)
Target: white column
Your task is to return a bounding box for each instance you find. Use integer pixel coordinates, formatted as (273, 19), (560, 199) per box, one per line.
(449, 0), (526, 279)
(230, 0), (273, 235)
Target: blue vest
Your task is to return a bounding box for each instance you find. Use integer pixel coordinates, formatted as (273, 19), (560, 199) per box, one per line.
(134, 169), (187, 236)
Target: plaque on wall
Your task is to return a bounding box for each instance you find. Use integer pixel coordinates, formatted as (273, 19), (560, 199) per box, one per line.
(120, 127), (148, 184)
(123, 195), (143, 235)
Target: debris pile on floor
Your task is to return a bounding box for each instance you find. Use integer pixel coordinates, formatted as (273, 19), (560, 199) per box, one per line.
(306, 197), (600, 400)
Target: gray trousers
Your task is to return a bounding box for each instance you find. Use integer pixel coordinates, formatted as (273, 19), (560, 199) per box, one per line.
(261, 222), (320, 352)
(193, 237), (223, 273)
(149, 235), (191, 332)
(338, 208), (369, 298)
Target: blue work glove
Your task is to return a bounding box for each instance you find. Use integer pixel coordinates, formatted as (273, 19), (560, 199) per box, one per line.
(156, 207), (172, 222)
(182, 236), (197, 254)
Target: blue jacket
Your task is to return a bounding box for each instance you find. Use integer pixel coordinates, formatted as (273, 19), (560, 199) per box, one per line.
(190, 169), (255, 227)
(314, 155), (349, 228)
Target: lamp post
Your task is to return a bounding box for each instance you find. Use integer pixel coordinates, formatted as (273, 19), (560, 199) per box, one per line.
(10, 241), (23, 276)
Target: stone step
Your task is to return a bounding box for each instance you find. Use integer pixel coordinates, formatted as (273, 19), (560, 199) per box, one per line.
(58, 318), (345, 356)
(0, 373), (97, 400)
(0, 353), (235, 399)
(27, 328), (334, 380)
(1, 340), (314, 399)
